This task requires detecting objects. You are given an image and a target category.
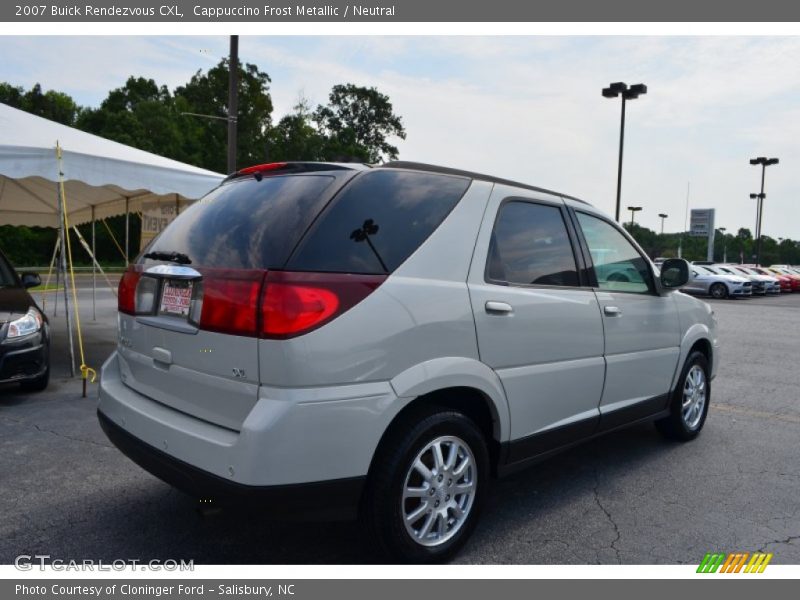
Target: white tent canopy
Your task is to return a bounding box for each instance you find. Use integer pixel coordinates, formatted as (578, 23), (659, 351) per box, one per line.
(0, 102), (224, 227)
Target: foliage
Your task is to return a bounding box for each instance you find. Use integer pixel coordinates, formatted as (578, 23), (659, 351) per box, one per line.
(624, 224), (800, 266)
(313, 84), (406, 163)
(0, 82), (80, 125)
(0, 63), (406, 265)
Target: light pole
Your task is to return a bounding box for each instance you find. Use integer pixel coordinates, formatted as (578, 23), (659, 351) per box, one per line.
(749, 192), (765, 244)
(628, 205), (642, 229)
(719, 227), (727, 262)
(603, 82), (647, 222)
(658, 213), (668, 234)
(749, 156), (779, 266)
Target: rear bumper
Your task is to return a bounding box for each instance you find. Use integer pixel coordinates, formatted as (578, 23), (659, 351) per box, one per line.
(98, 350), (401, 518)
(98, 410), (363, 520)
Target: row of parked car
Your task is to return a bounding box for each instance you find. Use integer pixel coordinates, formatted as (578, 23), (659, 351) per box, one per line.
(680, 262), (800, 299)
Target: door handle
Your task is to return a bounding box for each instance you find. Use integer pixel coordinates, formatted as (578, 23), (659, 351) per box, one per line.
(485, 301), (513, 314)
(603, 305), (622, 317)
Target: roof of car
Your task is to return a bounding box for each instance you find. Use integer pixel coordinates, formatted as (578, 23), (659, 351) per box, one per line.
(224, 160), (590, 206)
(383, 161), (589, 205)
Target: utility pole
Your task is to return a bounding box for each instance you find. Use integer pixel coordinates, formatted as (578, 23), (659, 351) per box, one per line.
(227, 35), (239, 174)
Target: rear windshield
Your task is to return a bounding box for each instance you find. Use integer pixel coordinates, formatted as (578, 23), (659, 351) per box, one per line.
(140, 175), (337, 269)
(288, 170), (470, 274)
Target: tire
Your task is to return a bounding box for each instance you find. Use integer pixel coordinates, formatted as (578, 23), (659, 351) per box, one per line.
(20, 364), (49, 392)
(655, 351), (710, 441)
(709, 283), (728, 299)
(360, 407), (490, 563)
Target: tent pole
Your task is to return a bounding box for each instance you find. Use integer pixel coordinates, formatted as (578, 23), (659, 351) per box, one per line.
(56, 152), (76, 378)
(124, 196), (130, 265)
(53, 240), (60, 317)
(91, 206), (96, 321)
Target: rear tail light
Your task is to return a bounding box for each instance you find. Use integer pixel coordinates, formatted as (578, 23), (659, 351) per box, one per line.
(120, 266), (384, 339)
(135, 276), (158, 314)
(118, 267), (142, 315)
(195, 269), (265, 337)
(261, 272), (386, 339)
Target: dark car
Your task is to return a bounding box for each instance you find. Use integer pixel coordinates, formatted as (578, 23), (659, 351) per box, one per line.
(0, 249), (49, 391)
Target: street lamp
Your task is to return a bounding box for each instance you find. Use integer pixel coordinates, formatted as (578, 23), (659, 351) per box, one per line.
(749, 192), (765, 243)
(627, 205), (642, 229)
(749, 156), (779, 266)
(719, 227), (727, 262)
(603, 82), (647, 222)
(658, 213), (668, 234)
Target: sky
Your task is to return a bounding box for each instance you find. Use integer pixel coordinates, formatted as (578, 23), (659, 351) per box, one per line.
(0, 35), (798, 238)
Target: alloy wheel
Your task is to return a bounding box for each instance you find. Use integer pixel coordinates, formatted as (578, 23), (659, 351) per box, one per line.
(401, 435), (477, 547)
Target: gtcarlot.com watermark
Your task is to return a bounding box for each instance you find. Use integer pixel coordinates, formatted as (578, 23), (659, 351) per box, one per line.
(14, 554), (194, 572)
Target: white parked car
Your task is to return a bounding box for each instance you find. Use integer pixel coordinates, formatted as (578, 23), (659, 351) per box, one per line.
(682, 265), (752, 299)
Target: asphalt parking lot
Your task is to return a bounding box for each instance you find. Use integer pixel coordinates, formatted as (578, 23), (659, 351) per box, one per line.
(1, 283), (798, 565)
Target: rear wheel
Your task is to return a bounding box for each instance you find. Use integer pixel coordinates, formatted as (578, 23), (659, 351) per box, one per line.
(709, 283), (728, 299)
(361, 407), (489, 563)
(656, 351), (709, 441)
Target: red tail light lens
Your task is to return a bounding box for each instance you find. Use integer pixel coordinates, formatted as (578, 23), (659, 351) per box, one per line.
(261, 272), (386, 339)
(118, 267), (142, 315)
(197, 269), (266, 336)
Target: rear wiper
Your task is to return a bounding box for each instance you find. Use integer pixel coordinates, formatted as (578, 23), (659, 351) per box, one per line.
(143, 251), (192, 265)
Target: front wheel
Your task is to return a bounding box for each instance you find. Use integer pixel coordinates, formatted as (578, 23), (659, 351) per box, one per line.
(361, 408), (489, 563)
(656, 351), (710, 441)
(709, 283), (728, 299)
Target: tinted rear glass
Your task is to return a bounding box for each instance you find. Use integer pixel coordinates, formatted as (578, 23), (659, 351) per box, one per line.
(487, 201), (578, 287)
(288, 170), (470, 274)
(140, 175), (336, 269)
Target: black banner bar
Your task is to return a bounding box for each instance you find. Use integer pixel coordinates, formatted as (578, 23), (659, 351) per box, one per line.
(3, 579), (798, 600)
(3, 0), (800, 22)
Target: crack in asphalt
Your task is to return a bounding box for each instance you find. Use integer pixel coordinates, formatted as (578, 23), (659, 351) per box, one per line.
(759, 534), (800, 553)
(0, 415), (112, 449)
(592, 471), (622, 564)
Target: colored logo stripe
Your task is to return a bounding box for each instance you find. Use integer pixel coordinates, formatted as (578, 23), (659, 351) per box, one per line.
(697, 552), (773, 573)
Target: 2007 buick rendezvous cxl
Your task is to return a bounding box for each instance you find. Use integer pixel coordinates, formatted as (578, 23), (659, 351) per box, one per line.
(98, 161), (718, 562)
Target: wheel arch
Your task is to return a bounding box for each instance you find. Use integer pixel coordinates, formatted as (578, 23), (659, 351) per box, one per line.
(671, 325), (714, 392)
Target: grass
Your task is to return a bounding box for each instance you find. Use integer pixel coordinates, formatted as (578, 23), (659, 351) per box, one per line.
(30, 284), (64, 292)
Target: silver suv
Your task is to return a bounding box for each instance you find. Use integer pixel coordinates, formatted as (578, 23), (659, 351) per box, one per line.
(98, 161), (718, 562)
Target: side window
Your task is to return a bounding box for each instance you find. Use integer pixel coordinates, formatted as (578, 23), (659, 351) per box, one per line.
(487, 201), (579, 287)
(576, 212), (654, 294)
(288, 170), (470, 274)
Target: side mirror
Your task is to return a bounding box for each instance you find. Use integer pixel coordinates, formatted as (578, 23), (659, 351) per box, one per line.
(660, 259), (689, 289)
(21, 272), (41, 289)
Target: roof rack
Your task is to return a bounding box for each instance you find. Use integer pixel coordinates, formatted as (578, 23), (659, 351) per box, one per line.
(382, 161), (588, 205)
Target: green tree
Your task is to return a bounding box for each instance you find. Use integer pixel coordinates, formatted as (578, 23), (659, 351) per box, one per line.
(0, 82), (80, 125)
(314, 84), (406, 162)
(266, 97), (327, 161)
(175, 59), (273, 173)
(77, 77), (201, 166)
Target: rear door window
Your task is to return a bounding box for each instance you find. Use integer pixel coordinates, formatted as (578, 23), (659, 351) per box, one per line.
(140, 175), (338, 269)
(486, 200), (579, 287)
(288, 170), (470, 274)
